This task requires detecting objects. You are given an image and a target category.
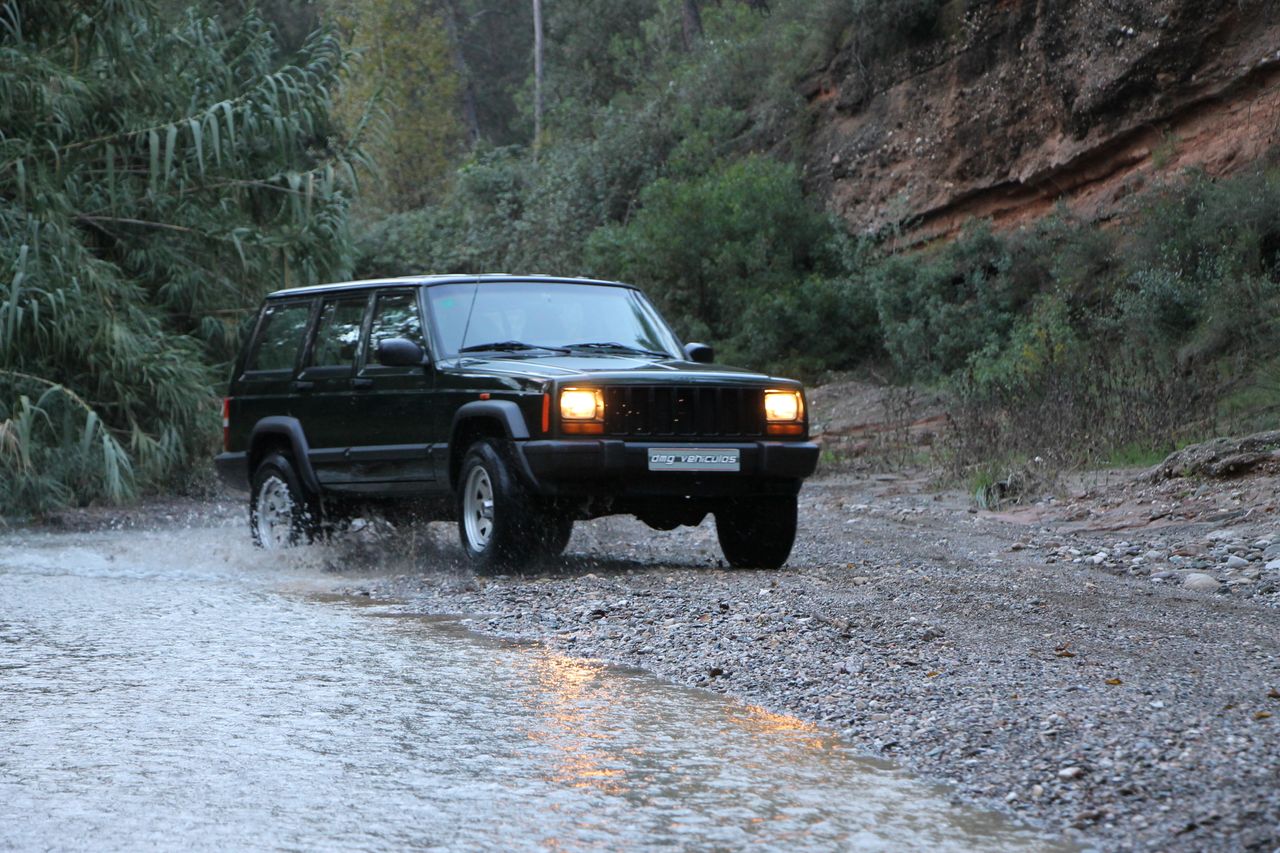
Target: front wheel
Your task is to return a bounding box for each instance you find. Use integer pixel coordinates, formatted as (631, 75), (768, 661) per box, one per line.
(250, 452), (319, 548)
(715, 495), (798, 569)
(457, 440), (568, 571)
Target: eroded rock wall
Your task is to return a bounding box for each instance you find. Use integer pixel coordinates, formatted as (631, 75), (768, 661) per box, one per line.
(806, 0), (1280, 240)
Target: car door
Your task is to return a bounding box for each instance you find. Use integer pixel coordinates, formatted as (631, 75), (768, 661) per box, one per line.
(347, 287), (436, 485)
(294, 293), (371, 486)
(235, 297), (317, 454)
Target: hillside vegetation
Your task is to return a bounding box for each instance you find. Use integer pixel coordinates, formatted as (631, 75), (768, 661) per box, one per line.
(2, 0), (1277, 514)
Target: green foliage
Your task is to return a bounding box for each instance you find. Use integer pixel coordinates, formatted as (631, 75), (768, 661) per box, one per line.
(870, 225), (1028, 379)
(354, 0), (839, 280)
(0, 0), (360, 515)
(329, 0), (465, 211)
(585, 157), (842, 347)
(735, 273), (880, 375)
(545, 0), (660, 109)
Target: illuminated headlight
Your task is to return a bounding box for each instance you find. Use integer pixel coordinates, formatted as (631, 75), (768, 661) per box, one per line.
(764, 390), (803, 423)
(560, 388), (604, 421)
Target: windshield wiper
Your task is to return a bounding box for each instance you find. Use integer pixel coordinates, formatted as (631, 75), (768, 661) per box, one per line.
(565, 342), (671, 359)
(458, 340), (569, 355)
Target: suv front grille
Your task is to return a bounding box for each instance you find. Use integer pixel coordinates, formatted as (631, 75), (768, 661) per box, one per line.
(602, 386), (765, 438)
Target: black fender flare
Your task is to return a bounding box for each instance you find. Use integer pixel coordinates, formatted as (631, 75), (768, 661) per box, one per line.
(449, 400), (537, 488)
(450, 400), (532, 442)
(249, 417), (322, 495)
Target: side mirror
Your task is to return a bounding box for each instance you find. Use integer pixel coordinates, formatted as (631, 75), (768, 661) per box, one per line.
(683, 342), (715, 364)
(376, 337), (426, 367)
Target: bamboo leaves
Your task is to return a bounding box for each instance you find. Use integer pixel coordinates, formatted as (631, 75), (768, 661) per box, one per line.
(0, 0), (362, 515)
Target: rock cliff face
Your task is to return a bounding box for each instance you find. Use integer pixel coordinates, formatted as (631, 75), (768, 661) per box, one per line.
(805, 0), (1280, 241)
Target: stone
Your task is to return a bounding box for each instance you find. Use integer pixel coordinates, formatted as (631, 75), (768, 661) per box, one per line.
(1058, 766), (1085, 780)
(1183, 573), (1222, 592)
(1223, 555), (1251, 569)
(1265, 559), (1280, 572)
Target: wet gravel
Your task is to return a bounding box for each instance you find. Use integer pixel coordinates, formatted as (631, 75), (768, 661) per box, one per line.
(358, 472), (1280, 853)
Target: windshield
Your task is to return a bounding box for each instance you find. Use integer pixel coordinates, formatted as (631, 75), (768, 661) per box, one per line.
(426, 282), (684, 359)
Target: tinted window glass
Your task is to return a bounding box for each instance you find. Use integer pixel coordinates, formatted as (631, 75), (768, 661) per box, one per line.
(368, 291), (426, 364)
(247, 301), (312, 372)
(310, 297), (367, 368)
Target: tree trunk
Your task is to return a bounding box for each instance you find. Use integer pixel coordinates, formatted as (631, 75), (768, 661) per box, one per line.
(532, 0), (544, 156)
(681, 0), (702, 50)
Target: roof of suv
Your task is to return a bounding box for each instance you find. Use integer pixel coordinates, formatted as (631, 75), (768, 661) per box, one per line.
(267, 273), (634, 299)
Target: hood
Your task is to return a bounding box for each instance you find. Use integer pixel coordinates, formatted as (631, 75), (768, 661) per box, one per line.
(439, 354), (777, 385)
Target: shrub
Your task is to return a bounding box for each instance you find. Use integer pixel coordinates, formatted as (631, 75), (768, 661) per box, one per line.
(869, 224), (1025, 379)
(585, 156), (842, 345)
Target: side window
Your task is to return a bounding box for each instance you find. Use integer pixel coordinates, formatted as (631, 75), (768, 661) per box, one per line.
(308, 297), (368, 369)
(246, 301), (312, 372)
(368, 290), (427, 365)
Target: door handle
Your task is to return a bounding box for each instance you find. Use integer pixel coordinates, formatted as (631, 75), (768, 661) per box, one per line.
(352, 377), (374, 389)
(292, 380), (316, 391)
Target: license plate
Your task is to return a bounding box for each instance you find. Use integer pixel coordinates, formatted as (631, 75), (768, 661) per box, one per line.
(647, 448), (740, 472)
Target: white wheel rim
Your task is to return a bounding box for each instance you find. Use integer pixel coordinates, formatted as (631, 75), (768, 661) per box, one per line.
(256, 475), (295, 549)
(463, 466), (495, 551)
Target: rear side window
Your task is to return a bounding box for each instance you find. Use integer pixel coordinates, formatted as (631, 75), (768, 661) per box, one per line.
(368, 290), (426, 364)
(247, 301), (312, 372)
(309, 297), (368, 368)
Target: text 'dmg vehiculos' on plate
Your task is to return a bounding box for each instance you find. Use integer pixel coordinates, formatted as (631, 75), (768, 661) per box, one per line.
(647, 448), (741, 472)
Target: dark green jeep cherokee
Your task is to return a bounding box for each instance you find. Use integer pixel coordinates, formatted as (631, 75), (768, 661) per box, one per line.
(215, 275), (819, 569)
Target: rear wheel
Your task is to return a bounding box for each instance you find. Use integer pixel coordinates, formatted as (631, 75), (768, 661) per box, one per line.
(250, 452), (319, 548)
(457, 440), (570, 571)
(715, 495), (798, 569)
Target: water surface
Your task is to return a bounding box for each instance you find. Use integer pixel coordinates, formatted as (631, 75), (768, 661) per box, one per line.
(0, 524), (1072, 850)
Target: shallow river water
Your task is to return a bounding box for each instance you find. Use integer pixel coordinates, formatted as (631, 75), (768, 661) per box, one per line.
(0, 522), (1072, 851)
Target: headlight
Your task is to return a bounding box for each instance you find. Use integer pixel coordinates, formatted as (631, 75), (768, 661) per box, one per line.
(560, 388), (604, 421)
(764, 390), (803, 423)
(764, 390), (805, 436)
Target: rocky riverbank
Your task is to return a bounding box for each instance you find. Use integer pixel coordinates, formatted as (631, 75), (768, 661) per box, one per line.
(349, 467), (1280, 852)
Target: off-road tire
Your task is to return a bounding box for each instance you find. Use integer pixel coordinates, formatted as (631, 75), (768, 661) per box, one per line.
(250, 452), (320, 548)
(457, 440), (570, 571)
(715, 495), (798, 569)
(538, 509), (574, 558)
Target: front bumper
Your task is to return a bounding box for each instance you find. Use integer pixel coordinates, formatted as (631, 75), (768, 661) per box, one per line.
(517, 439), (819, 497)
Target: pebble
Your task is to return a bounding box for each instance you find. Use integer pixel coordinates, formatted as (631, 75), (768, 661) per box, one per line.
(1183, 573), (1222, 592)
(1058, 766), (1085, 780)
(1223, 555), (1251, 569)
